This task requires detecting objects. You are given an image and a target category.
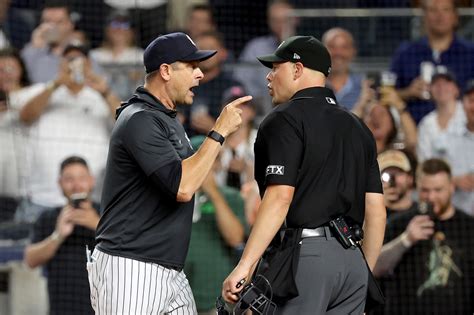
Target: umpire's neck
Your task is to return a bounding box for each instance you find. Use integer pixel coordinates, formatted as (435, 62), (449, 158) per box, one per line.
(294, 63), (326, 93)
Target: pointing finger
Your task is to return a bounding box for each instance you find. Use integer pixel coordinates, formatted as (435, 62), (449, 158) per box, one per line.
(228, 95), (253, 107)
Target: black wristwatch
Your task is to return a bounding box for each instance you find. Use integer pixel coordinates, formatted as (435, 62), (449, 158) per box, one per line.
(207, 130), (225, 145)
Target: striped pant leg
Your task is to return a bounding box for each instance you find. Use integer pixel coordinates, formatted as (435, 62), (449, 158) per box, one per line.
(88, 249), (177, 314)
(167, 270), (197, 315)
(87, 248), (108, 313)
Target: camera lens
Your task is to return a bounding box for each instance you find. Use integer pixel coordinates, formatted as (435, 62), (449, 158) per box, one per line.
(381, 172), (396, 187)
(381, 172), (391, 184)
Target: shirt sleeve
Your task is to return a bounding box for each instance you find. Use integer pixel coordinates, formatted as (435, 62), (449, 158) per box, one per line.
(257, 112), (303, 187)
(417, 118), (430, 161)
(366, 157), (383, 193)
(31, 211), (54, 243)
(123, 112), (183, 197)
(365, 126), (383, 193)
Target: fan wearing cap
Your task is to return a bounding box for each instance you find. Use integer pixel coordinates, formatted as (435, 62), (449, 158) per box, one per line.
(435, 80), (474, 216)
(21, 0), (75, 83)
(216, 86), (257, 190)
(374, 158), (474, 314)
(90, 32), (251, 314)
(417, 69), (467, 161)
(378, 150), (418, 218)
(222, 35), (386, 314)
(16, 41), (119, 212)
(89, 10), (144, 65)
(20, 41), (121, 124)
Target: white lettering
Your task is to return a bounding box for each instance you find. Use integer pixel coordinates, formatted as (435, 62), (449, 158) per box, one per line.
(266, 165), (285, 176)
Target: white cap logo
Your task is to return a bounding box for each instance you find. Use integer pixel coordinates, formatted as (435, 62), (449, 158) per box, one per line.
(186, 34), (197, 48)
(293, 53), (301, 60)
(326, 97), (336, 104)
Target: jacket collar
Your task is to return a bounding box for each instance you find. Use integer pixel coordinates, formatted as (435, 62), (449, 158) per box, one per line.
(116, 86), (178, 119)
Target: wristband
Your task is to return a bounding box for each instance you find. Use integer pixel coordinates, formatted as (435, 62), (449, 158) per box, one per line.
(207, 130), (225, 145)
(400, 232), (412, 248)
(50, 230), (65, 243)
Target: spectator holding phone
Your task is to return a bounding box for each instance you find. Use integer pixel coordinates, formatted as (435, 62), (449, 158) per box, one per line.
(360, 83), (418, 155)
(373, 158), (474, 314)
(24, 156), (99, 315)
(17, 41), (119, 218)
(21, 0), (76, 83)
(389, 0), (474, 124)
(417, 70), (466, 161)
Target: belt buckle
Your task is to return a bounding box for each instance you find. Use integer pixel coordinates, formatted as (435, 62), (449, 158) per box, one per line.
(301, 227), (326, 238)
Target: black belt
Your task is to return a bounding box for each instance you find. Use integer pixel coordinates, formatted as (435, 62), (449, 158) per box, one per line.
(300, 226), (333, 239)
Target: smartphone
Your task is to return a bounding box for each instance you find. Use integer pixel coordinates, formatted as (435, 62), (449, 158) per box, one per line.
(0, 90), (6, 102)
(69, 57), (85, 84)
(0, 90), (7, 111)
(70, 192), (88, 209)
(418, 201), (435, 220)
(380, 71), (397, 87)
(366, 72), (381, 91)
(43, 24), (61, 45)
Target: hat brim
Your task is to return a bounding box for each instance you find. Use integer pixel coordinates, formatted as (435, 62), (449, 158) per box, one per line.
(257, 54), (287, 68)
(464, 86), (474, 95)
(181, 50), (217, 62)
(63, 45), (89, 57)
(431, 73), (456, 84)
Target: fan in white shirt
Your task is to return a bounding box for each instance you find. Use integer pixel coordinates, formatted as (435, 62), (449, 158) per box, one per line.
(417, 71), (466, 161)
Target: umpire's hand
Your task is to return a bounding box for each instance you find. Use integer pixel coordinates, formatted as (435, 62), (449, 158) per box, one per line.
(222, 263), (251, 303)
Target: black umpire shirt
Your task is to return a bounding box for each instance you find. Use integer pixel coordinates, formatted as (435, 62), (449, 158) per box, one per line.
(96, 87), (195, 269)
(254, 87), (382, 228)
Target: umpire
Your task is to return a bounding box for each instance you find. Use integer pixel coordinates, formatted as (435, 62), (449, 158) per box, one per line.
(88, 32), (251, 314)
(222, 36), (386, 314)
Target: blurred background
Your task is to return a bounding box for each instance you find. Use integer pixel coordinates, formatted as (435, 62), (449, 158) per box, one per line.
(1, 0), (474, 314)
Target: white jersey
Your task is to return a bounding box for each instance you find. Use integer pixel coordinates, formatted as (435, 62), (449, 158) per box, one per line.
(27, 85), (113, 207)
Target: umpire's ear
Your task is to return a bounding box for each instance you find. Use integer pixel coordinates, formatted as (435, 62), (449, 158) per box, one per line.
(293, 62), (304, 80)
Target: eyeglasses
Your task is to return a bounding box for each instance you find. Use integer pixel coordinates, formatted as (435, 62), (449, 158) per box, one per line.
(109, 21), (131, 30)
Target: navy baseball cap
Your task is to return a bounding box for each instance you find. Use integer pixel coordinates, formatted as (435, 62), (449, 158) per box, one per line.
(431, 68), (457, 85)
(464, 79), (474, 95)
(144, 32), (217, 73)
(63, 40), (89, 57)
(257, 35), (332, 76)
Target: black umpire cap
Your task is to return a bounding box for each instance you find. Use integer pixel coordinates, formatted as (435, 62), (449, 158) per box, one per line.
(143, 32), (217, 73)
(257, 35), (332, 76)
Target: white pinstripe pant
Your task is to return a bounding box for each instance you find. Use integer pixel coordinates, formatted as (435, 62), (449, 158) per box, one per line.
(87, 248), (197, 315)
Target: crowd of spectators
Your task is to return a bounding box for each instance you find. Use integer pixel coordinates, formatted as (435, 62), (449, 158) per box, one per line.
(0, 0), (473, 313)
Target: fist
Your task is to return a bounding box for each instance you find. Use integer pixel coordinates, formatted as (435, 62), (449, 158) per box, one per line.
(405, 215), (434, 244)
